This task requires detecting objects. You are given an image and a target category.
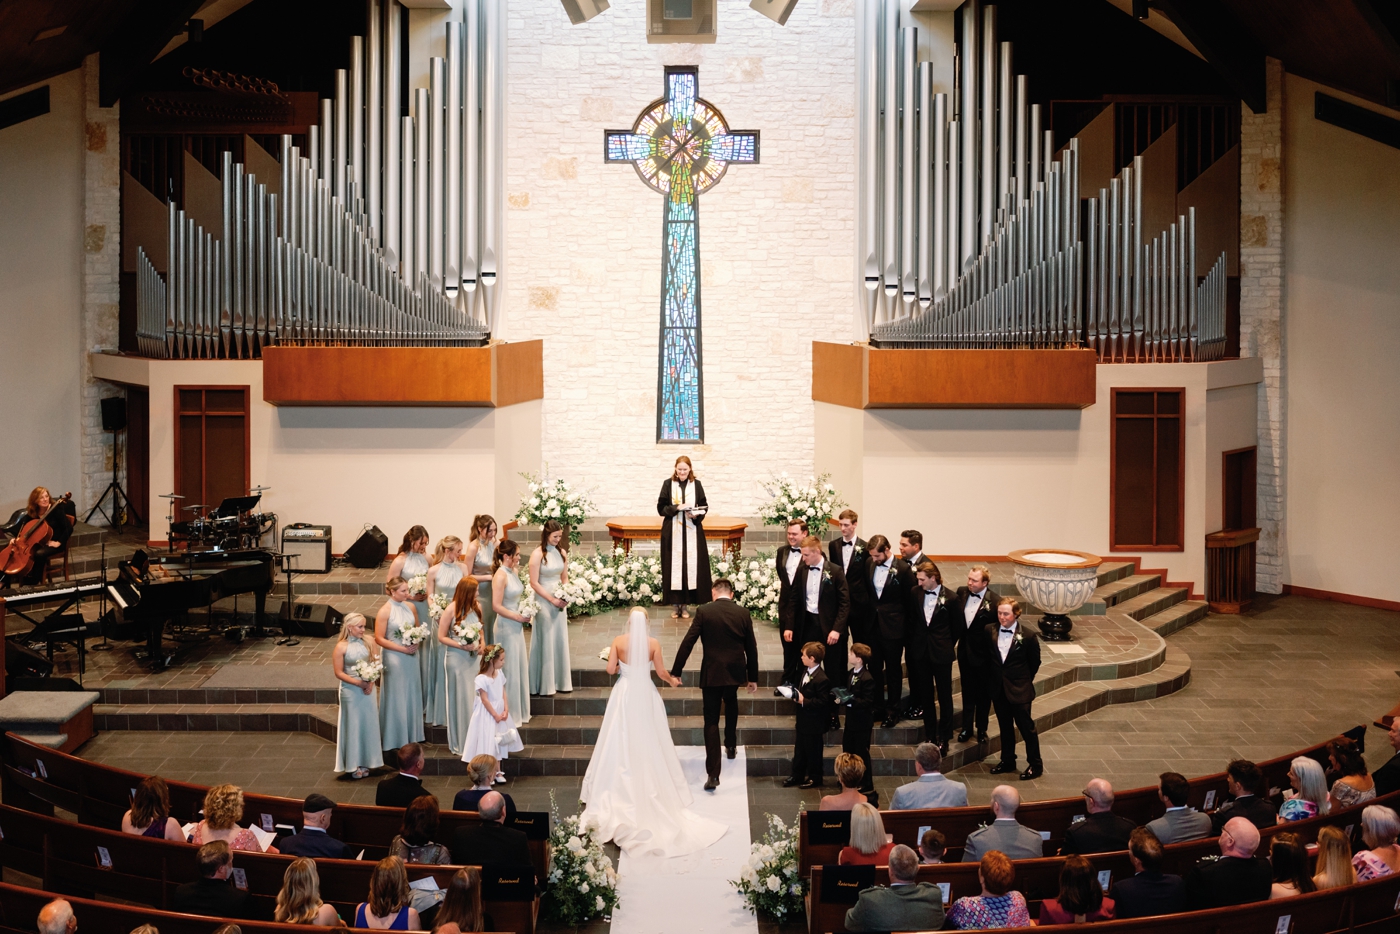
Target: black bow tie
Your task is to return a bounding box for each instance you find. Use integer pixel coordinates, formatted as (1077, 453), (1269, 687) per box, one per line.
(1000, 628), (1016, 635)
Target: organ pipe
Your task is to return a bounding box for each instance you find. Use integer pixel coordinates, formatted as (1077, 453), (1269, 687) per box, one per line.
(384, 0), (401, 267)
(900, 27), (917, 310)
(481, 0), (502, 331)
(958, 0), (978, 273)
(429, 59), (446, 291)
(367, 0), (382, 243)
(916, 66), (933, 307)
(463, 0), (482, 303)
(979, 4), (995, 246)
(446, 21), (462, 291)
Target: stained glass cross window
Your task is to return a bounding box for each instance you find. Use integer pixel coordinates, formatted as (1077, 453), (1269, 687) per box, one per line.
(606, 66), (759, 443)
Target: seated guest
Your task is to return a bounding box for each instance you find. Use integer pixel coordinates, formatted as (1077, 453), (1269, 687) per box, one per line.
(1038, 855), (1115, 924)
(211, 926), (241, 934)
(1269, 833), (1317, 900)
(1312, 825), (1357, 891)
(1184, 817), (1272, 909)
(1062, 778), (1135, 855)
(919, 828), (946, 864)
(36, 899), (77, 934)
(1279, 757), (1330, 822)
(279, 794), (351, 859)
(390, 795), (452, 865)
(450, 791), (532, 871)
(430, 868), (486, 934)
(128, 926), (157, 934)
(820, 753), (870, 811)
(121, 776), (184, 842)
(377, 743), (428, 808)
(1373, 719), (1400, 797)
(844, 844), (946, 933)
(1111, 828), (1186, 920)
(191, 784), (277, 853)
(354, 856), (422, 930)
(890, 742), (968, 810)
(1145, 771), (1212, 845)
(1210, 760), (1277, 832)
(962, 785), (1044, 862)
(1352, 804), (1400, 880)
(172, 841), (250, 919)
(274, 857), (341, 925)
(452, 754), (517, 818)
(839, 802), (896, 865)
(947, 850), (1031, 929)
(1327, 737), (1376, 812)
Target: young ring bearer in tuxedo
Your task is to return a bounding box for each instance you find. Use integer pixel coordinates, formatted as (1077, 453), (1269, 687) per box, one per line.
(784, 642), (833, 790)
(839, 643), (877, 795)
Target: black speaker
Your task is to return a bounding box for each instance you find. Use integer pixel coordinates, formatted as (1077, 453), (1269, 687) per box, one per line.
(265, 599), (344, 637)
(100, 396), (127, 432)
(4, 639), (53, 678)
(345, 525), (389, 569)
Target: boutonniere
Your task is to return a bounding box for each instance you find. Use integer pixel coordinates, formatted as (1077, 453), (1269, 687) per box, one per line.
(822, 567), (833, 583)
(1014, 633), (1024, 646)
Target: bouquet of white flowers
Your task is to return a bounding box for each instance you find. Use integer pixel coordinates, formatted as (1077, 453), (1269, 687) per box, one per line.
(351, 658), (384, 683)
(452, 617), (483, 648)
(711, 551), (782, 621)
(543, 792), (618, 925)
(518, 589), (539, 627)
(407, 573), (428, 599)
(731, 812), (805, 921)
(597, 647), (612, 662)
(398, 622), (431, 647)
(757, 473), (847, 531)
(427, 591), (451, 622)
(514, 470), (596, 547)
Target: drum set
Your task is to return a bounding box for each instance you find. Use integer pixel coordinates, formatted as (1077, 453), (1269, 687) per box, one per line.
(163, 486), (277, 552)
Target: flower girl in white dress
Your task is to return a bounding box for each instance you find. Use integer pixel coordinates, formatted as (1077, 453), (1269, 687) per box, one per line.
(462, 645), (523, 782)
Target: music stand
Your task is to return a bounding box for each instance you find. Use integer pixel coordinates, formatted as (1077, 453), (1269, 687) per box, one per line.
(276, 552), (301, 646)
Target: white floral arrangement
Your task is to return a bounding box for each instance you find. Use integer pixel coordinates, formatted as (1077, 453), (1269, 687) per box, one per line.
(543, 792), (619, 925)
(560, 548), (664, 617)
(732, 812), (805, 921)
(452, 617), (482, 648)
(427, 591), (451, 622)
(757, 472), (847, 531)
(518, 588), (539, 628)
(406, 573), (428, 599)
(398, 622), (431, 647)
(350, 658), (383, 683)
(597, 646), (612, 662)
(711, 552), (782, 622)
(514, 470), (596, 547)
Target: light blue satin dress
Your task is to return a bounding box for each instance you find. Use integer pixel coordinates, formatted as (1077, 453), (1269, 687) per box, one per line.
(472, 540), (497, 645)
(379, 599), (426, 750)
(336, 639), (385, 773)
(495, 568), (531, 725)
(402, 551), (442, 727)
(442, 608), (479, 756)
(528, 545), (572, 696)
(423, 559), (462, 727)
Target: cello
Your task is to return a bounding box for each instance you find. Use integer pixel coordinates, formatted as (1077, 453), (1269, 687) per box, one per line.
(1, 491), (73, 578)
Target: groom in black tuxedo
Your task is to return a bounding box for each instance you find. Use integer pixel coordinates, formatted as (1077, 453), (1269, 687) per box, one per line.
(671, 579), (759, 791)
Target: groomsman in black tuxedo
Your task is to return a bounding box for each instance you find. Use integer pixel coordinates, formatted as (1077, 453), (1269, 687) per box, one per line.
(781, 535), (850, 724)
(829, 509), (872, 658)
(775, 519), (809, 691)
(864, 535), (912, 728)
(955, 566), (999, 744)
(897, 531), (927, 719)
(987, 598), (1043, 780)
(909, 561), (962, 754)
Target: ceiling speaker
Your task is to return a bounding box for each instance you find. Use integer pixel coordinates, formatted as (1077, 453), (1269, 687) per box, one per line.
(561, 0), (610, 25)
(647, 0), (716, 44)
(750, 0), (799, 25)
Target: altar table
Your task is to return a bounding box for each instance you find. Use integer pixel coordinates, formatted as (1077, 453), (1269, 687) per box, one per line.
(605, 516), (748, 560)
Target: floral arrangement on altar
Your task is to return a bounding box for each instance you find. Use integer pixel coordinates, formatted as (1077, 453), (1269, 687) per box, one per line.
(514, 471), (595, 547)
(427, 592), (451, 622)
(731, 812), (805, 922)
(757, 473), (846, 530)
(711, 553), (782, 621)
(560, 549), (663, 616)
(543, 792), (619, 925)
(350, 658), (383, 683)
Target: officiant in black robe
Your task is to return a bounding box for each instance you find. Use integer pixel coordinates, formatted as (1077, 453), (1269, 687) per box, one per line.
(658, 456), (712, 617)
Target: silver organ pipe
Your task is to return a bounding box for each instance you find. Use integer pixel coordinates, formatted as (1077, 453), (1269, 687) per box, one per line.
(414, 87), (430, 286)
(463, 0), (482, 307)
(401, 114), (416, 285)
(429, 58), (446, 291)
(446, 22), (462, 292)
(899, 26), (917, 312)
(1028, 103), (1041, 187)
(384, 0), (401, 267)
(979, 3), (995, 246)
(945, 118), (959, 298)
(858, 0), (880, 332)
(334, 68), (349, 199)
(958, 0), (978, 273)
(480, 0), (502, 331)
(880, 0), (898, 313)
(350, 37), (365, 197)
(931, 93), (948, 303)
(320, 99), (334, 186)
(367, 0), (382, 243)
(997, 40), (1011, 205)
(916, 66), (933, 308)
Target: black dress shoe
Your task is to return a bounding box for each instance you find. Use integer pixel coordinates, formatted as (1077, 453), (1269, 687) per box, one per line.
(726, 746), (737, 759)
(956, 728), (973, 743)
(977, 731), (989, 744)
(829, 717), (842, 731)
(782, 776), (802, 788)
(704, 776), (720, 791)
(881, 716), (899, 729)
(905, 706), (924, 719)
(798, 779), (820, 790)
(938, 741), (949, 757)
(1019, 766), (1043, 781)
(988, 762), (1018, 775)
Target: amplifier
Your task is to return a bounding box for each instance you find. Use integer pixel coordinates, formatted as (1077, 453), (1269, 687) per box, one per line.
(264, 599), (343, 638)
(281, 525), (332, 573)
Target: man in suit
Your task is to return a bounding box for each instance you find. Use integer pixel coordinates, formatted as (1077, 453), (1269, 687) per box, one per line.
(672, 578), (760, 791)
(1184, 817), (1272, 909)
(895, 527), (928, 720)
(172, 841), (249, 919)
(955, 566), (998, 744)
(784, 642), (833, 789)
(1062, 778), (1136, 855)
(890, 742), (969, 810)
(1146, 771), (1213, 845)
(1112, 828), (1187, 919)
(278, 793), (351, 859)
(908, 561), (961, 752)
(961, 785), (1045, 862)
(844, 845), (946, 933)
(1372, 718), (1400, 796)
(1209, 760), (1277, 832)
(376, 743), (427, 808)
(781, 535), (850, 701)
(865, 535), (912, 728)
(35, 899), (76, 934)
(830, 510), (872, 661)
(450, 791), (533, 871)
(775, 519), (809, 690)
(986, 598), (1043, 780)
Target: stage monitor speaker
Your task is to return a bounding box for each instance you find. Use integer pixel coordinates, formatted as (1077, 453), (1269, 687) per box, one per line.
(345, 525), (389, 569)
(4, 639), (53, 678)
(561, 0), (610, 24)
(750, 0), (798, 25)
(100, 396), (128, 432)
(265, 599), (344, 638)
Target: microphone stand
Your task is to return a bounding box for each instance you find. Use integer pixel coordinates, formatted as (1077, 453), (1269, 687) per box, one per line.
(93, 536), (112, 651)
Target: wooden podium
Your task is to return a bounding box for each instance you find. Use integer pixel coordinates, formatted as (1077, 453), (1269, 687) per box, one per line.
(605, 517), (748, 560)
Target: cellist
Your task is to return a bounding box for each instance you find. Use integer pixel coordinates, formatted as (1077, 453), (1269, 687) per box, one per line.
(1, 487), (75, 587)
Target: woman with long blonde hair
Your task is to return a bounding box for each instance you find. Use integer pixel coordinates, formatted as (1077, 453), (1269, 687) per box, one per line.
(334, 612), (384, 778)
(1312, 825), (1357, 890)
(375, 576), (425, 752)
(464, 515), (499, 643)
(274, 857), (340, 925)
(439, 577), (483, 755)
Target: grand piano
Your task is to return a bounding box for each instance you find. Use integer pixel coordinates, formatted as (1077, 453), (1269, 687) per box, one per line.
(108, 549), (275, 668)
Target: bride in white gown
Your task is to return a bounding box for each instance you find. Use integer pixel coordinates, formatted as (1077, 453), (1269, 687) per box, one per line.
(579, 608), (727, 858)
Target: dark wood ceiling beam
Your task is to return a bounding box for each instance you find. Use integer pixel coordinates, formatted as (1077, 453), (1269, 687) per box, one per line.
(98, 0), (207, 107)
(1154, 0), (1268, 113)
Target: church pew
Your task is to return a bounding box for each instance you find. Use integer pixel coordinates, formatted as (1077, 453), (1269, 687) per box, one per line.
(0, 804), (539, 934)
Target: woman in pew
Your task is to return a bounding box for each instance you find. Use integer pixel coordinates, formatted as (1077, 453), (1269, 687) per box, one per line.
(1037, 855), (1115, 924)
(838, 803), (896, 865)
(1313, 826), (1357, 890)
(1352, 805), (1400, 880)
(355, 856), (422, 930)
(1269, 833), (1318, 899)
(389, 795), (452, 865)
(452, 755), (517, 819)
(431, 868), (486, 934)
(1278, 757), (1330, 822)
(946, 850), (1031, 929)
(191, 784), (278, 853)
(1327, 737), (1376, 812)
(274, 858), (341, 925)
(121, 776), (184, 842)
(820, 753), (870, 811)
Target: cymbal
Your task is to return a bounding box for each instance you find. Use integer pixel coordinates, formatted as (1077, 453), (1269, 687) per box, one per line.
(249, 485), (272, 492)
(182, 504), (210, 512)
(159, 493), (186, 500)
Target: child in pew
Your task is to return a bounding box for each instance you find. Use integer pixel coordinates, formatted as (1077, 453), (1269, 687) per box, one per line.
(784, 642), (832, 790)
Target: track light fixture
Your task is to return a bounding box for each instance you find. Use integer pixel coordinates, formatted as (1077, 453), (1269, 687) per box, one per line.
(561, 0), (610, 25)
(750, 0), (799, 25)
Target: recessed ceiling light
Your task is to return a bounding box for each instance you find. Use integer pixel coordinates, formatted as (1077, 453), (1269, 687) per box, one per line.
(33, 26), (68, 42)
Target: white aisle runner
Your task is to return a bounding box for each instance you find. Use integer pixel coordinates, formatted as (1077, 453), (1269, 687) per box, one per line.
(607, 747), (760, 934)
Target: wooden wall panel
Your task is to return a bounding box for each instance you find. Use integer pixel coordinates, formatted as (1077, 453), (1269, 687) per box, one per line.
(1179, 143), (1240, 277)
(494, 340), (544, 407)
(182, 150), (223, 237)
(262, 343), (544, 407)
(811, 342), (866, 408)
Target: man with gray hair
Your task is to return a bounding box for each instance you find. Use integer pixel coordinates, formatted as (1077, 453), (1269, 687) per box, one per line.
(1061, 777), (1136, 855)
(1184, 816), (1272, 909)
(449, 790), (532, 872)
(961, 785), (1044, 861)
(36, 899), (76, 934)
(844, 844), (946, 932)
(890, 742), (969, 810)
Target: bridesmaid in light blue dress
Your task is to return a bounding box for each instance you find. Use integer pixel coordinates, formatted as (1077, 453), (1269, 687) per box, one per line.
(375, 577), (425, 750)
(438, 576), (482, 756)
(388, 527), (435, 726)
(333, 612), (384, 778)
(424, 536), (466, 728)
(464, 516), (498, 645)
(528, 520), (573, 696)
(490, 540), (531, 726)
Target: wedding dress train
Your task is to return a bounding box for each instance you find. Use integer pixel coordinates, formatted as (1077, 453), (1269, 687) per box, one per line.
(579, 609), (727, 858)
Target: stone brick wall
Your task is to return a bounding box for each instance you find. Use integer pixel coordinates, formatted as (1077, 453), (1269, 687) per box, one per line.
(501, 2), (856, 517)
(1238, 57), (1284, 593)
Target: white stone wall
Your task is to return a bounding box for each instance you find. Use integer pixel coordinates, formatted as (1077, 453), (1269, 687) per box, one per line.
(501, 0), (856, 517)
